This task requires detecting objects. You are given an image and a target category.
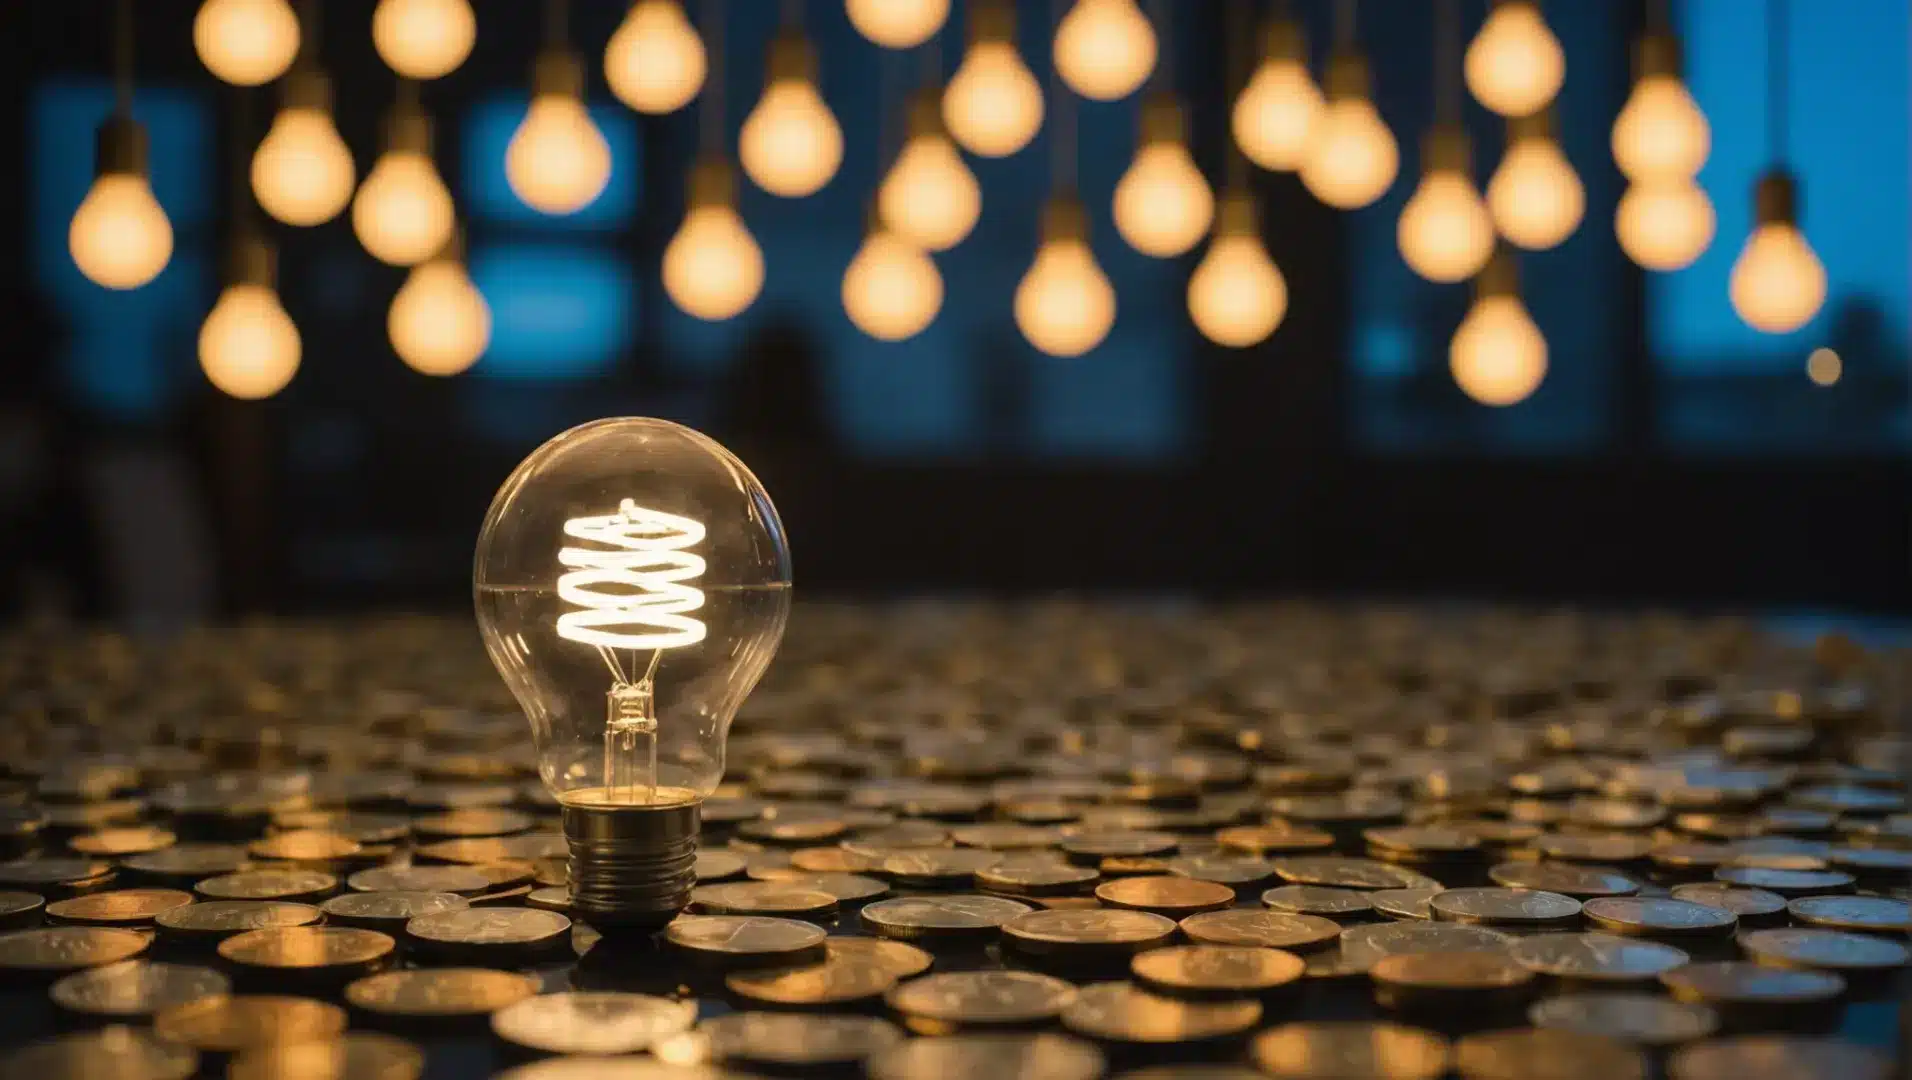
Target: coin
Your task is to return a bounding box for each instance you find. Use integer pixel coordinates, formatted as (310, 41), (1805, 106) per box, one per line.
(868, 1032), (1105, 1080)
(1178, 910), (1339, 953)
(1167, 855), (1282, 887)
(1370, 950), (1535, 1013)
(0, 858), (114, 896)
(154, 995), (347, 1054)
(119, 844), (251, 884)
(155, 901), (322, 943)
(1096, 875), (1234, 917)
(977, 862), (1101, 896)
(1429, 888), (1582, 929)
(1002, 908), (1178, 961)
(1582, 897), (1736, 938)
(248, 831), (365, 864)
(0, 1027), (197, 1080)
(1452, 1027), (1647, 1080)
(344, 968), (540, 1023)
(1262, 885), (1375, 919)
(319, 890), (470, 931)
(195, 870), (337, 903)
(1130, 945), (1306, 998)
(1786, 894), (1912, 933)
(1215, 825), (1337, 855)
(1710, 867), (1855, 898)
(526, 886), (570, 912)
(49, 960), (228, 1019)
(949, 824), (1064, 850)
(1507, 932), (1689, 984)
(691, 882), (839, 919)
(1528, 992), (1718, 1046)
(879, 848), (1004, 887)
(69, 827), (176, 857)
(1488, 862), (1640, 900)
(1667, 1035), (1894, 1080)
(406, 907), (570, 960)
(1061, 831), (1180, 864)
(1666, 883), (1789, 923)
(694, 851), (748, 882)
(45, 888), (195, 926)
(1251, 1020), (1451, 1080)
(1535, 835), (1654, 864)
(1339, 923), (1516, 968)
(1059, 981), (1261, 1044)
(664, 914), (828, 967)
(1659, 962), (1845, 1007)
(0, 890), (44, 929)
(226, 1032), (425, 1080)
(411, 807), (535, 838)
(0, 926), (148, 974)
(662, 1012), (904, 1069)
(346, 865), (492, 895)
(759, 870), (884, 904)
(886, 971), (1078, 1033)
(1370, 888), (1442, 921)
(727, 952), (897, 1007)
(491, 991), (697, 1055)
(218, 927), (396, 986)
(860, 895), (1033, 944)
(1738, 927), (1909, 972)
(1273, 857), (1442, 891)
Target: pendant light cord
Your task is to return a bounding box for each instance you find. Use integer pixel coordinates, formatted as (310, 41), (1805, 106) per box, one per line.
(1765, 0), (1787, 164)
(544, 0), (568, 48)
(1147, 0), (1170, 91)
(701, 0), (725, 155)
(879, 45), (898, 169)
(1050, 0), (1075, 193)
(1435, 0), (1459, 125)
(113, 0), (133, 115)
(1333, 0), (1357, 50)
(1224, 0), (1249, 189)
(298, 0), (321, 68)
(231, 88), (254, 231)
(781, 0), (801, 27)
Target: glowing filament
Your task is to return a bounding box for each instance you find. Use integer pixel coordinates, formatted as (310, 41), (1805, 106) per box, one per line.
(556, 500), (708, 651)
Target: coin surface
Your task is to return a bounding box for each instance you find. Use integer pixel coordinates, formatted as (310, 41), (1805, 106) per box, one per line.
(1370, 888), (1442, 921)
(0, 926), (149, 973)
(1452, 1027), (1647, 1080)
(1488, 862), (1640, 899)
(1370, 950), (1534, 1011)
(1167, 854), (1282, 887)
(154, 901), (322, 941)
(1429, 888), (1582, 928)
(1711, 866), (1855, 897)
(45, 889), (195, 926)
(1262, 885), (1374, 919)
(879, 848), (1003, 886)
(691, 882), (839, 919)
(1659, 962), (1845, 1006)
(976, 862), (1101, 896)
(1738, 927), (1909, 972)
(1528, 992), (1718, 1046)
(1785, 894), (1912, 933)
(868, 1032), (1105, 1080)
(1180, 909), (1341, 952)
(663, 1011), (904, 1067)
(695, 850), (748, 882)
(886, 971), (1079, 1033)
(490, 991), (697, 1055)
(119, 844), (251, 883)
(1582, 897), (1736, 938)
(1002, 908), (1178, 960)
(1666, 1035), (1895, 1080)
(225, 1032), (425, 1080)
(1096, 875), (1234, 916)
(319, 890), (469, 931)
(1131, 945), (1306, 997)
(49, 960), (230, 1019)
(0, 1027), (198, 1080)
(218, 926), (396, 982)
(1508, 932), (1690, 984)
(195, 870), (338, 902)
(767, 871), (888, 903)
(664, 914), (829, 965)
(154, 995), (348, 1053)
(347, 866), (492, 895)
(859, 895), (1033, 943)
(1252, 1020), (1450, 1080)
(0, 890), (44, 930)
(1273, 857), (1442, 891)
(405, 907), (571, 957)
(69, 826), (176, 857)
(0, 858), (114, 889)
(344, 968), (540, 1018)
(1061, 831), (1180, 863)
(1059, 981), (1261, 1043)
(1338, 922), (1516, 968)
(248, 830), (364, 863)
(726, 952), (898, 1007)
(1667, 883), (1789, 922)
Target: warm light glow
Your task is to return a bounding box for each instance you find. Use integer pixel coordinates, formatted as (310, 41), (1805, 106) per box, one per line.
(1615, 179), (1714, 271)
(1398, 172), (1495, 283)
(843, 229), (944, 341)
(663, 205), (764, 322)
(1054, 0), (1156, 101)
(1233, 59), (1321, 172)
(740, 79), (844, 198)
(507, 94), (614, 215)
(605, 0), (706, 115)
(253, 106), (357, 227)
(1451, 294), (1546, 406)
(1464, 1), (1564, 117)
(390, 256), (490, 375)
(557, 499), (708, 651)
(1730, 223), (1826, 334)
(69, 174), (174, 290)
(1805, 347), (1840, 386)
(193, 0), (301, 86)
(1612, 74), (1709, 181)
(1188, 201), (1285, 348)
(200, 283), (301, 400)
(1299, 96), (1398, 210)
(846, 0), (949, 49)
(1114, 140), (1213, 257)
(1015, 236), (1116, 358)
(944, 41), (1044, 157)
(879, 134), (981, 251)
(352, 151), (456, 266)
(372, 0), (476, 80)
(1486, 135), (1583, 250)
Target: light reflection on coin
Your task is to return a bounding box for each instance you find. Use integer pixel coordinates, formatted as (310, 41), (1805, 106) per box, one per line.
(868, 1032), (1105, 1080)
(886, 971), (1079, 1033)
(860, 895), (1033, 943)
(1528, 993), (1719, 1046)
(0, 1027), (198, 1080)
(1251, 1021), (1451, 1080)
(1180, 910), (1341, 952)
(1508, 932), (1690, 984)
(345, 968), (541, 1018)
(664, 915), (828, 965)
(1452, 1027), (1647, 1080)
(1002, 908), (1178, 959)
(490, 991), (697, 1055)
(1131, 945), (1306, 997)
(0, 926), (149, 973)
(1338, 922), (1515, 969)
(726, 954), (897, 1007)
(1059, 981), (1261, 1044)
(226, 1032), (425, 1080)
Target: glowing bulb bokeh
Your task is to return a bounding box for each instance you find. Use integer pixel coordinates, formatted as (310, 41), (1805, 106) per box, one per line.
(372, 0), (476, 80)
(1451, 293), (1547, 406)
(1299, 58), (1398, 210)
(253, 77), (357, 227)
(1053, 0), (1157, 101)
(70, 173), (174, 291)
(1612, 74), (1710, 182)
(1188, 195), (1285, 348)
(1398, 172), (1495, 284)
(201, 283), (301, 400)
(1486, 133), (1583, 250)
(1113, 100), (1212, 258)
(846, 0), (949, 49)
(1015, 201), (1116, 358)
(193, 0), (301, 86)
(1233, 60), (1320, 172)
(843, 228), (944, 341)
(1615, 179), (1714, 271)
(664, 163), (764, 321)
(1730, 222), (1826, 334)
(353, 149), (456, 267)
(507, 55), (614, 216)
(605, 0), (706, 115)
(944, 4), (1044, 159)
(390, 255), (491, 376)
(1805, 347), (1840, 386)
(739, 83), (843, 198)
(879, 102), (981, 251)
(1464, 0), (1565, 118)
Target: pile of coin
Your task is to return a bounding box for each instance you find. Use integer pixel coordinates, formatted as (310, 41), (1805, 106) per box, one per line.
(0, 604), (1902, 1078)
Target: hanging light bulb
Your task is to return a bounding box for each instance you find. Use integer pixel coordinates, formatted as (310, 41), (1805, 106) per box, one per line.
(1730, 169), (1825, 333)
(507, 51), (614, 215)
(1053, 0), (1156, 102)
(1232, 16), (1321, 173)
(69, 117), (174, 290)
(1486, 111), (1582, 250)
(1396, 127), (1493, 283)
(352, 104), (456, 266)
(1464, 0), (1564, 118)
(1451, 250), (1546, 406)
(193, 0), (301, 86)
(372, 0), (476, 79)
(1616, 178), (1713, 271)
(879, 90), (981, 251)
(846, 0), (949, 49)
(1113, 95), (1213, 258)
(252, 69), (357, 227)
(1299, 53), (1398, 210)
(200, 235), (300, 400)
(390, 233), (490, 376)
(1015, 196), (1116, 357)
(1612, 34), (1709, 182)
(1188, 192), (1286, 347)
(843, 214), (943, 341)
(663, 159), (764, 321)
(605, 0), (706, 115)
(943, 0), (1043, 157)
(739, 31), (843, 198)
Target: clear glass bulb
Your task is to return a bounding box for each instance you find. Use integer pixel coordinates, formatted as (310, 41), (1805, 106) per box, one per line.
(69, 174), (174, 291)
(1730, 222), (1826, 334)
(1451, 293), (1547, 406)
(879, 132), (981, 251)
(843, 228), (943, 341)
(663, 165), (764, 322)
(194, 0), (301, 86)
(1464, 0), (1564, 118)
(605, 0), (707, 115)
(474, 417), (792, 805)
(1053, 0), (1156, 101)
(1188, 197), (1286, 348)
(1114, 138), (1214, 258)
(507, 91), (614, 216)
(253, 105), (357, 227)
(372, 0), (476, 80)
(1612, 74), (1709, 182)
(1299, 96), (1398, 210)
(1233, 58), (1321, 172)
(200, 283), (301, 400)
(1486, 135), (1583, 250)
(846, 0), (949, 49)
(390, 256), (490, 376)
(1616, 178), (1713, 271)
(740, 78), (843, 198)
(1015, 206), (1116, 358)
(1398, 171), (1495, 283)
(944, 40), (1044, 157)
(352, 150), (456, 266)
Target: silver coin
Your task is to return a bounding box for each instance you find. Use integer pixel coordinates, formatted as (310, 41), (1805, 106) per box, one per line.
(1369, 888), (1442, 921)
(1263, 885), (1374, 918)
(1508, 932), (1690, 983)
(1272, 857), (1441, 891)
(1738, 927), (1910, 971)
(885, 970), (1079, 1030)
(1583, 897), (1737, 936)
(49, 960), (230, 1018)
(1429, 887), (1581, 927)
(1338, 922), (1515, 968)
(1786, 894), (1912, 933)
(1167, 855), (1281, 886)
(347, 865), (492, 895)
(1667, 883), (1788, 920)
(1488, 862), (1640, 899)
(868, 1033), (1105, 1080)
(1529, 992), (1718, 1045)
(491, 992), (696, 1055)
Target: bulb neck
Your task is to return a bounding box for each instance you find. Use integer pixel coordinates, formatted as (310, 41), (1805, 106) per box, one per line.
(383, 100), (434, 155)
(1324, 52), (1371, 103)
(1753, 168), (1799, 227)
(1261, 16), (1307, 65)
(1216, 191), (1259, 238)
(766, 31), (817, 84)
(1476, 247), (1519, 301)
(687, 157), (738, 210)
(1422, 124), (1471, 178)
(1635, 32), (1682, 80)
(967, 0), (1014, 45)
(1506, 108), (1555, 145)
(1040, 195), (1089, 245)
(1138, 94), (1186, 146)
(281, 68), (334, 114)
(562, 797), (700, 933)
(226, 233), (277, 290)
(905, 87), (947, 139)
(94, 115), (150, 179)
(532, 50), (586, 99)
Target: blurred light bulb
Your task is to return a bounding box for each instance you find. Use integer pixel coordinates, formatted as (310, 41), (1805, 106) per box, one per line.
(1451, 293), (1546, 406)
(1464, 0), (1564, 118)
(1113, 98), (1213, 257)
(200, 240), (300, 400)
(605, 0), (706, 115)
(1015, 199), (1116, 357)
(352, 110), (455, 266)
(944, 4), (1043, 157)
(664, 161), (764, 321)
(1232, 19), (1320, 172)
(846, 0), (949, 49)
(1188, 193), (1285, 347)
(475, 416), (791, 930)
(1613, 75), (1709, 182)
(1616, 178), (1713, 271)
(69, 120), (172, 290)
(1300, 55), (1398, 210)
(252, 73), (356, 227)
(739, 35), (842, 198)
(1486, 128), (1582, 250)
(1396, 128), (1493, 283)
(390, 251), (490, 376)
(1731, 223), (1825, 334)
(1805, 347), (1840, 386)
(843, 226), (943, 341)
(507, 53), (614, 215)
(194, 0), (301, 86)
(879, 94), (981, 251)
(372, 0), (476, 80)
(1054, 0), (1156, 101)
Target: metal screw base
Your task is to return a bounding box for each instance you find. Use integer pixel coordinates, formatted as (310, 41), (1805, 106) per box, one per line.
(563, 799), (700, 933)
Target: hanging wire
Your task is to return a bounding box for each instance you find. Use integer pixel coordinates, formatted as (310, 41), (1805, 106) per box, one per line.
(1434, 0), (1460, 125)
(1765, 0), (1787, 162)
(231, 89), (255, 230)
(700, 0), (725, 155)
(878, 43), (899, 170)
(298, 0), (322, 67)
(919, 3), (944, 87)
(1333, 0), (1357, 49)
(396, 77), (421, 111)
(545, 0), (569, 47)
(781, 0), (802, 27)
(1147, 0), (1170, 91)
(1646, 0), (1671, 34)
(1050, 0), (1076, 193)
(113, 0), (133, 115)
(1224, 0), (1250, 190)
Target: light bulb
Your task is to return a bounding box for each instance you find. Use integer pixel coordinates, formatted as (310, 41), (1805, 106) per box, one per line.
(508, 53), (615, 216)
(352, 108), (455, 267)
(663, 160), (764, 321)
(1053, 0), (1156, 102)
(252, 72), (357, 227)
(1299, 54), (1399, 210)
(1188, 193), (1286, 347)
(1730, 174), (1825, 334)
(1806, 347), (1840, 386)
(1232, 18), (1320, 172)
(372, 0), (476, 80)
(1015, 198), (1116, 357)
(843, 226), (943, 341)
(1464, 0), (1564, 118)
(1616, 178), (1714, 271)
(1613, 75), (1709, 182)
(846, 0), (949, 49)
(199, 238), (299, 400)
(390, 251), (490, 376)
(605, 0), (706, 115)
(1451, 292), (1546, 406)
(1397, 128), (1494, 283)
(944, 3), (1043, 158)
(193, 0), (301, 86)
(474, 416), (791, 930)
(739, 34), (842, 198)
(69, 118), (173, 291)
(1113, 98), (1213, 258)
(879, 92), (981, 252)
(1486, 124), (1582, 250)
